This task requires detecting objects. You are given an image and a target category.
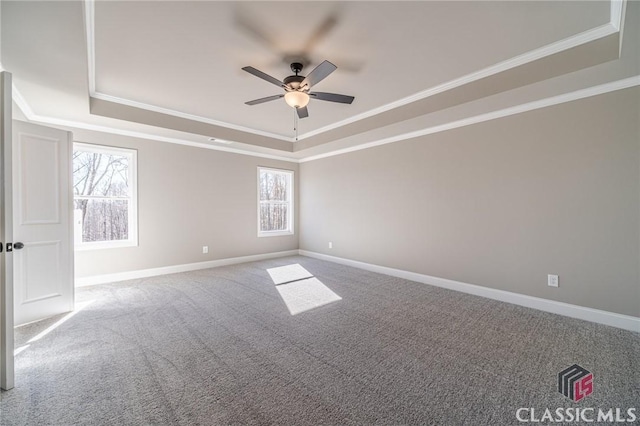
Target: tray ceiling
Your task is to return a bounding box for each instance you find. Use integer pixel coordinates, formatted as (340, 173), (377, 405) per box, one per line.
(3, 1), (633, 161)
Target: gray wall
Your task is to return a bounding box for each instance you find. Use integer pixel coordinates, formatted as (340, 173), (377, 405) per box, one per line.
(74, 130), (298, 278)
(299, 87), (640, 317)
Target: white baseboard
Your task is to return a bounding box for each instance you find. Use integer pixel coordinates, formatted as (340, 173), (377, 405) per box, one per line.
(75, 250), (300, 287)
(299, 250), (640, 333)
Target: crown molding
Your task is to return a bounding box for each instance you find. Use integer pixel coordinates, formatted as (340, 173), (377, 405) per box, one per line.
(83, 0), (625, 143)
(11, 83), (33, 116)
(83, 0), (95, 94)
(299, 76), (640, 163)
(612, 0), (627, 55)
(12, 75), (640, 165)
(297, 21), (620, 141)
(90, 92), (294, 142)
(12, 86), (299, 163)
(82, 0), (292, 143)
(611, 0), (625, 31)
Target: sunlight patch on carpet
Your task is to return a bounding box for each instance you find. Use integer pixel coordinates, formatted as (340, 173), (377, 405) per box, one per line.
(14, 345), (30, 356)
(276, 277), (342, 315)
(267, 263), (314, 285)
(267, 264), (341, 315)
(27, 299), (95, 344)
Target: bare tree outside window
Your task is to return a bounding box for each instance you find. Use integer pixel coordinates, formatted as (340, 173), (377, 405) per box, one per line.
(73, 144), (137, 247)
(259, 168), (293, 235)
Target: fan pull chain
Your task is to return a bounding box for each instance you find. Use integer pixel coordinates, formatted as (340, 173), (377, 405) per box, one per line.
(293, 108), (299, 141)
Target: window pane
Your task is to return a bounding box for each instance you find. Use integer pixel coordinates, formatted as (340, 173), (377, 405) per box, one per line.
(260, 203), (289, 232)
(73, 150), (130, 197)
(74, 199), (129, 242)
(259, 170), (288, 201)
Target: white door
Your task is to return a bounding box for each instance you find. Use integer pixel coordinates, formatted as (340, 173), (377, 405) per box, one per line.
(1, 72), (15, 390)
(12, 120), (74, 326)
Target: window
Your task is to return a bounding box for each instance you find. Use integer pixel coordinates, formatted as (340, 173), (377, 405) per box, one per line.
(73, 143), (137, 249)
(258, 167), (294, 237)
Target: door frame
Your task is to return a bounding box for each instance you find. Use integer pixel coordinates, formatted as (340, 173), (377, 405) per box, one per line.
(1, 71), (15, 390)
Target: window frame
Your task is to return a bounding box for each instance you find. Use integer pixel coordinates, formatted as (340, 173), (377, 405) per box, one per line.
(257, 167), (294, 238)
(73, 142), (138, 250)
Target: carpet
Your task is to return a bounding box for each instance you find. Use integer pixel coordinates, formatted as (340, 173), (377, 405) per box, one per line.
(1, 255), (638, 425)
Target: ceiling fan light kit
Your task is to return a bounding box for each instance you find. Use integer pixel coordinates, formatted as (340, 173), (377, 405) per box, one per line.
(284, 91), (310, 108)
(242, 60), (355, 122)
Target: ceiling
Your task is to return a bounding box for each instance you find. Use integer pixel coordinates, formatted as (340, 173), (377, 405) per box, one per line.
(1, 1), (637, 161)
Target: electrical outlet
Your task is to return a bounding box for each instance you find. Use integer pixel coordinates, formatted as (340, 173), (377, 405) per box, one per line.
(328, 242), (333, 249)
(548, 274), (559, 288)
(202, 246), (209, 254)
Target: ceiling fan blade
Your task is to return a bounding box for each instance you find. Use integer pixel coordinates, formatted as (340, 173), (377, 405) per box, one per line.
(242, 66), (285, 88)
(235, 12), (278, 54)
(300, 60), (337, 89)
(309, 92), (354, 104)
(245, 94), (284, 106)
(296, 106), (309, 119)
(302, 13), (339, 54)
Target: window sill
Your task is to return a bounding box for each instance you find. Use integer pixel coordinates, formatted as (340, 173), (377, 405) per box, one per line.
(75, 240), (138, 251)
(258, 231), (295, 238)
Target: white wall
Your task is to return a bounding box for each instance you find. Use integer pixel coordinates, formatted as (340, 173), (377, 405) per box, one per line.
(72, 129), (298, 278)
(300, 87), (640, 317)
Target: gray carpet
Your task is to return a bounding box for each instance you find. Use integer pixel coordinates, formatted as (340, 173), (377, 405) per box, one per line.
(1, 255), (638, 425)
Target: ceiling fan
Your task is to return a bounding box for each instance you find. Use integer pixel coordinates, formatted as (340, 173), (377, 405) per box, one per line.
(242, 60), (354, 119)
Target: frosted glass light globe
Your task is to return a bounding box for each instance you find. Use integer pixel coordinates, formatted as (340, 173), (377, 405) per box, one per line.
(284, 91), (310, 108)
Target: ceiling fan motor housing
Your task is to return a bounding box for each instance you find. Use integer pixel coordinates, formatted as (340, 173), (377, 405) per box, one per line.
(284, 75), (305, 91)
(290, 62), (304, 74)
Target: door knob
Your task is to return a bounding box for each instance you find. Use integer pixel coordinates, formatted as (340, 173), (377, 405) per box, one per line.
(13, 242), (24, 250)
